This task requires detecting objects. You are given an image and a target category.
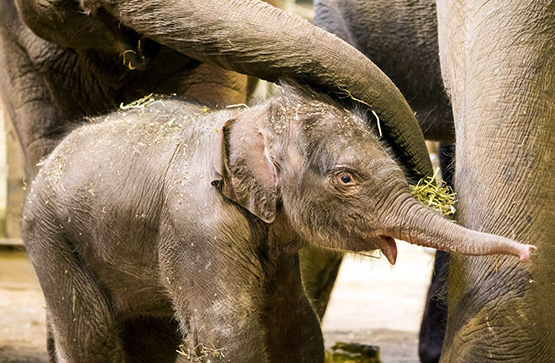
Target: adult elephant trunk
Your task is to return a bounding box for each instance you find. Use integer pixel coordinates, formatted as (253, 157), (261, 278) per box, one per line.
(94, 0), (432, 181)
(383, 197), (534, 263)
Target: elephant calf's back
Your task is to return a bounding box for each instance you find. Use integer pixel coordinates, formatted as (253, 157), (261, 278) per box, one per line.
(22, 99), (226, 294)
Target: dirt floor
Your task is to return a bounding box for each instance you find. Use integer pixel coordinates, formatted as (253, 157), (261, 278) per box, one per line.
(0, 243), (434, 363)
(0, 247), (47, 363)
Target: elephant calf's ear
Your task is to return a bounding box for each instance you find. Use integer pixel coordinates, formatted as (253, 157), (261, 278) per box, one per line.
(217, 112), (278, 223)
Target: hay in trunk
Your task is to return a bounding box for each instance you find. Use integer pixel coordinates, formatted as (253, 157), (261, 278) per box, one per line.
(410, 168), (456, 216)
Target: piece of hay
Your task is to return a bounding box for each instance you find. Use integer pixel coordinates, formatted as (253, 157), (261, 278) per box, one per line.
(121, 50), (138, 70)
(176, 343), (225, 362)
(410, 168), (457, 216)
(337, 86), (382, 137)
(120, 94), (156, 110)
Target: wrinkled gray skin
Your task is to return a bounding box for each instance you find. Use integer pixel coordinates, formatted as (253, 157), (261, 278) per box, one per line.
(315, 0), (555, 361)
(23, 88), (534, 362)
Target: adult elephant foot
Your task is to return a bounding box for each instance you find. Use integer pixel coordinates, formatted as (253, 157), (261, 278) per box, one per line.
(419, 250), (449, 363)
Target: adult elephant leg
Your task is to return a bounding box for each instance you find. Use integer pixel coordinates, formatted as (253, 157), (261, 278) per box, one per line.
(419, 250), (449, 363)
(437, 1), (555, 360)
(299, 247), (343, 319)
(418, 142), (454, 363)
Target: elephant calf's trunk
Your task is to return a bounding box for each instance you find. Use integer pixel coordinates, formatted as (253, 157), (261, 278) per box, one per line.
(387, 199), (536, 261)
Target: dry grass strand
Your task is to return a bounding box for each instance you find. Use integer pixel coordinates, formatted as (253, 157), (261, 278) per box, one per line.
(410, 168), (457, 216)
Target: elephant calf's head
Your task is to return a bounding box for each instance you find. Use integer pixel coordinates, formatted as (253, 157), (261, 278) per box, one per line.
(215, 87), (536, 264)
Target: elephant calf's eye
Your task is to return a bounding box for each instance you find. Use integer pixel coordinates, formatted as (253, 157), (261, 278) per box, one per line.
(339, 172), (355, 185)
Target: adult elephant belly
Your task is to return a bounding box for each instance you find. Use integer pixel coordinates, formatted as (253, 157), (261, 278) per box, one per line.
(437, 0), (555, 360)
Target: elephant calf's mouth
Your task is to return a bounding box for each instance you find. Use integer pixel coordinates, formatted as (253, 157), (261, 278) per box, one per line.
(354, 234), (398, 265)
(378, 236), (398, 265)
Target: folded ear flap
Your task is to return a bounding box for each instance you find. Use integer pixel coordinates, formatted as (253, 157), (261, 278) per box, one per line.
(216, 110), (278, 223)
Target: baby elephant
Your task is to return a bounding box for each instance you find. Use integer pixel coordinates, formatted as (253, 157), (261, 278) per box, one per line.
(23, 87), (534, 362)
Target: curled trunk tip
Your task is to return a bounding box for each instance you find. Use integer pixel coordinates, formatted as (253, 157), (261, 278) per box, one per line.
(516, 244), (537, 262)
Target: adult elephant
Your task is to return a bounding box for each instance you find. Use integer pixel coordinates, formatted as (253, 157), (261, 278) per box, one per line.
(315, 0), (554, 361)
(437, 1), (554, 360)
(0, 0), (436, 360)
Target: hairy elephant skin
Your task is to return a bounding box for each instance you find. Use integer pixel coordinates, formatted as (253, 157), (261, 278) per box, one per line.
(23, 86), (534, 362)
(24, 94), (325, 363)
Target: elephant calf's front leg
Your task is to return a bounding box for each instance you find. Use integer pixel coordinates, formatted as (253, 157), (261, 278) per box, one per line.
(159, 238), (270, 362)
